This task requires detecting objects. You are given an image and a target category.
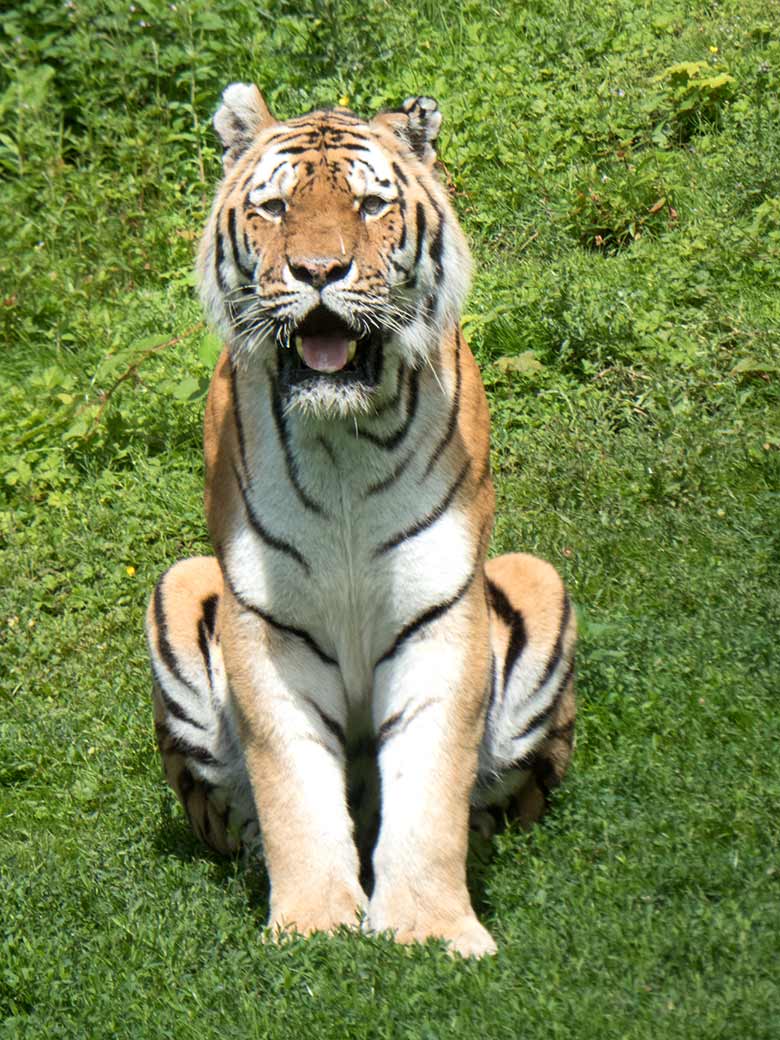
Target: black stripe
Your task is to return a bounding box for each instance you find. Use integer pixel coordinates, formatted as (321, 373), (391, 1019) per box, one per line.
(422, 332), (462, 479)
(232, 460), (312, 574)
(376, 709), (404, 745)
(360, 367), (419, 450)
(223, 571), (336, 666)
(324, 128), (370, 142)
(374, 458), (470, 557)
(168, 731), (222, 768)
(151, 662), (206, 732)
(504, 611), (528, 691)
(214, 226), (229, 293)
(154, 580), (202, 701)
(376, 696), (439, 750)
(277, 144), (316, 155)
(371, 363), (407, 418)
(419, 178), (443, 214)
(227, 206), (255, 282)
(487, 578), (527, 691)
(487, 579), (515, 627)
(202, 594), (218, 638)
(270, 375), (327, 515)
(548, 718), (576, 743)
(270, 129), (320, 144)
(398, 212), (407, 253)
(330, 139), (372, 152)
(365, 448), (414, 497)
(368, 330), (385, 388)
(512, 659), (574, 743)
(229, 357), (249, 475)
(197, 617), (213, 689)
(251, 160), (288, 189)
(392, 161), (409, 186)
(429, 218), (444, 278)
(531, 592), (572, 697)
(305, 697), (346, 748)
(374, 564), (477, 669)
(485, 652), (498, 719)
(413, 202), (427, 267)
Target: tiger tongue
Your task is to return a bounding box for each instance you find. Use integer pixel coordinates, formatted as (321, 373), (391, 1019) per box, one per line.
(301, 334), (350, 373)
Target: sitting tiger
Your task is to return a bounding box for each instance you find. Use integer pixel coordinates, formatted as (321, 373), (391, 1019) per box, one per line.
(146, 84), (576, 958)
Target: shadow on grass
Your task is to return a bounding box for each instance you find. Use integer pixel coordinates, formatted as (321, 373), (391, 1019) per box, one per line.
(468, 781), (581, 918)
(151, 809), (271, 915)
(149, 774), (578, 927)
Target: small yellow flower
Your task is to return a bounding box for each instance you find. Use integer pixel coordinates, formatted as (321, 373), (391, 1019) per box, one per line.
(709, 45), (718, 54)
(338, 94), (350, 108)
(126, 565), (136, 577)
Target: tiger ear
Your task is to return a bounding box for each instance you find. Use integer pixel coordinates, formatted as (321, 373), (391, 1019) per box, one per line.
(213, 83), (276, 172)
(371, 96), (442, 167)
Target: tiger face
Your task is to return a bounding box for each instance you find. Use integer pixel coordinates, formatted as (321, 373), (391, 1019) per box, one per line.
(198, 84), (471, 418)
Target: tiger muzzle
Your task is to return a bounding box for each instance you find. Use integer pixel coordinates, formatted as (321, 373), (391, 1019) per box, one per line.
(278, 304), (383, 395)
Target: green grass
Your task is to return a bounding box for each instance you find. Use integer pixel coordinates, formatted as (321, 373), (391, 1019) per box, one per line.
(1, 0), (779, 1036)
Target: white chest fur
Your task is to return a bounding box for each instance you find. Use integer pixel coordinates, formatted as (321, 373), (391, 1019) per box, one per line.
(221, 352), (475, 707)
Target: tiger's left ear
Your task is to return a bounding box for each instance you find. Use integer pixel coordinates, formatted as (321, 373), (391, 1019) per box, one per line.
(371, 96), (441, 167)
(213, 83), (277, 173)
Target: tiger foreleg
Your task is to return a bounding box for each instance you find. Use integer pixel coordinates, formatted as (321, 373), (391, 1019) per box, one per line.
(474, 553), (577, 827)
(220, 583), (367, 937)
(146, 557), (258, 855)
(368, 595), (497, 958)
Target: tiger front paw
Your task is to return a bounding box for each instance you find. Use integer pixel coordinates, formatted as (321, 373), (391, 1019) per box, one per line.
(268, 884), (367, 938)
(368, 899), (497, 958)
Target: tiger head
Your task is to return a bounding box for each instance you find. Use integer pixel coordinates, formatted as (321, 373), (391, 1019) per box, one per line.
(197, 83), (471, 419)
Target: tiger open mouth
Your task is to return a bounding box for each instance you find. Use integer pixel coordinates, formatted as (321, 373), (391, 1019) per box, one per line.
(279, 305), (383, 388)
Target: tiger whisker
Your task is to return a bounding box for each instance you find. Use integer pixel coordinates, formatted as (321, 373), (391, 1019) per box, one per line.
(425, 355), (446, 396)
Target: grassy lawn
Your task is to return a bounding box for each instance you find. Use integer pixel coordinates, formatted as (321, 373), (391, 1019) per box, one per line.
(1, 0), (779, 1036)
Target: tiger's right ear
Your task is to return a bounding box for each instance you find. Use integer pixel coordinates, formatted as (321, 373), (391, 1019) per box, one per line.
(371, 96), (441, 167)
(213, 83), (276, 173)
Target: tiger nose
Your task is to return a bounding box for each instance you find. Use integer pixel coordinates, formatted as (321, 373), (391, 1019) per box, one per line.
(288, 256), (352, 288)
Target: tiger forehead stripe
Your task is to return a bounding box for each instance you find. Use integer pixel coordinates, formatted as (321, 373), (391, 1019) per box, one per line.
(271, 134), (374, 157)
(244, 151), (300, 199)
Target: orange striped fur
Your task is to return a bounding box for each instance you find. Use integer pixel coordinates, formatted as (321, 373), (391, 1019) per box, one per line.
(147, 86), (576, 957)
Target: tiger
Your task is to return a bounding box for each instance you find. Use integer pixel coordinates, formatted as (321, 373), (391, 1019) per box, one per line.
(146, 83), (576, 958)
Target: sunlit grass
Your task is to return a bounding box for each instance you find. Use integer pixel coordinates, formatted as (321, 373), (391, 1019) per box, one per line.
(1, 0), (779, 1036)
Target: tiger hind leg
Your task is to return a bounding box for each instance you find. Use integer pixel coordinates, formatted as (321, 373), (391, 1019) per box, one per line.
(473, 552), (577, 833)
(146, 556), (259, 856)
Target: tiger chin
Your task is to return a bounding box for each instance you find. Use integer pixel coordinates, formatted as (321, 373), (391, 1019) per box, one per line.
(146, 83), (576, 959)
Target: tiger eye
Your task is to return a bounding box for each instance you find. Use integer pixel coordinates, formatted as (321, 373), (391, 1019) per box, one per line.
(260, 198), (286, 218)
(361, 195), (387, 216)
